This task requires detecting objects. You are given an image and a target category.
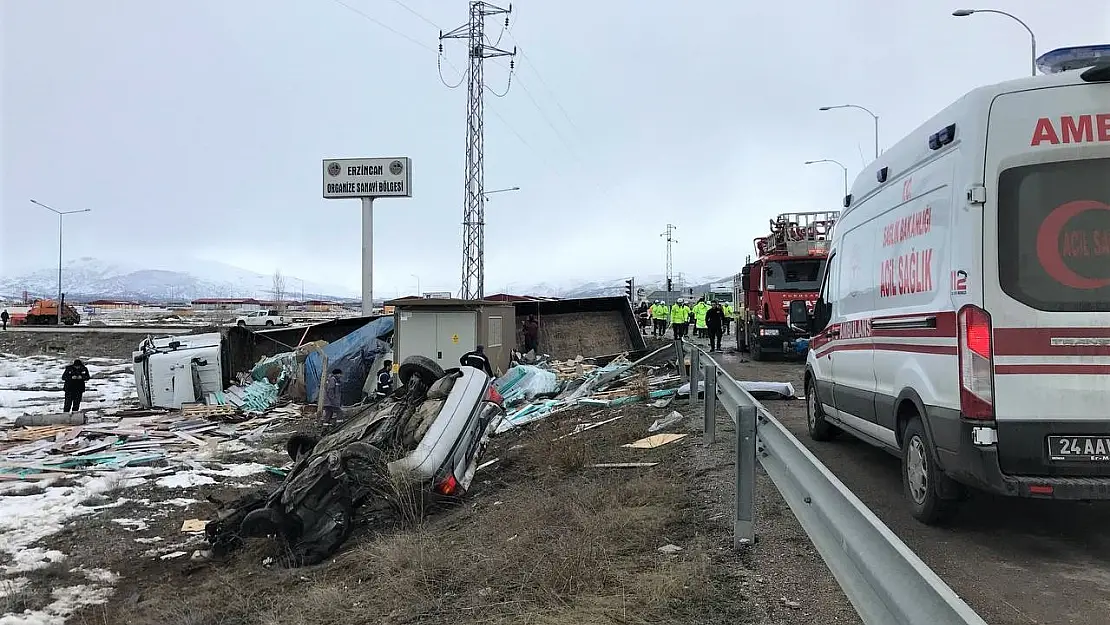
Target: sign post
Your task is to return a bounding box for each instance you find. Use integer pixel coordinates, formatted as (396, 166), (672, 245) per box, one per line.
(322, 157), (412, 315)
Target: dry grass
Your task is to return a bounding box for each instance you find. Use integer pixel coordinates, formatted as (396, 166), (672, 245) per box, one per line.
(90, 405), (744, 625)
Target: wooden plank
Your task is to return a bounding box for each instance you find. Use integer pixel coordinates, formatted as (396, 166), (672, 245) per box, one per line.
(173, 431), (206, 446)
(588, 462), (659, 468)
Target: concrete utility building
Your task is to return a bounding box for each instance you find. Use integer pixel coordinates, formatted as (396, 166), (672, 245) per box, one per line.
(386, 298), (517, 375)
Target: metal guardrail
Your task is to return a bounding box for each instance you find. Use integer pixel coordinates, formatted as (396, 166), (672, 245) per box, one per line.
(676, 339), (987, 625)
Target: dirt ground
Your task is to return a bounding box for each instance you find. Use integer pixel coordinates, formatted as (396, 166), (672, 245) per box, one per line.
(0, 330), (148, 360)
(1, 392), (854, 625)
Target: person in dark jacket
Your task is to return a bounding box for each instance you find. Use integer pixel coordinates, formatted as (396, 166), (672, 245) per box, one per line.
(375, 359), (394, 399)
(522, 315), (540, 354)
(1, 310), (9, 331)
(461, 345), (494, 377)
(706, 302), (726, 352)
(322, 368), (343, 421)
(62, 359), (91, 413)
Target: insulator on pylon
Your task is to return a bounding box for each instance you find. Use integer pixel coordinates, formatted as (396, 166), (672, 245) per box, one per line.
(438, 43), (443, 54)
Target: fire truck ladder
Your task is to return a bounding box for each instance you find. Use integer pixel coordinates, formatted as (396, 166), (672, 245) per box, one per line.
(755, 211), (840, 257)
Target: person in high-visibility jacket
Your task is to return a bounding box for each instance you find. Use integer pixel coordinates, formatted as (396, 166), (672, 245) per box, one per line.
(722, 302), (734, 335)
(651, 300), (669, 337)
(670, 300), (690, 339)
(693, 299), (709, 339)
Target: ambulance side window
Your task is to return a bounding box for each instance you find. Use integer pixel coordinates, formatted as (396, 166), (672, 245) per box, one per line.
(815, 253), (838, 330)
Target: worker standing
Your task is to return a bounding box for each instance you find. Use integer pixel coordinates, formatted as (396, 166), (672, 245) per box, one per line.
(722, 302), (733, 335)
(322, 368), (343, 423)
(652, 300), (668, 337)
(706, 301), (726, 352)
(693, 299), (709, 340)
(522, 315), (540, 355)
(636, 301), (650, 335)
(670, 299), (689, 339)
(61, 359), (91, 414)
(375, 359), (394, 400)
(0, 310), (8, 331)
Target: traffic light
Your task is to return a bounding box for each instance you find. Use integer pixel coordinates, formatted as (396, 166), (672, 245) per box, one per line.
(666, 278), (673, 292)
(624, 278), (635, 301)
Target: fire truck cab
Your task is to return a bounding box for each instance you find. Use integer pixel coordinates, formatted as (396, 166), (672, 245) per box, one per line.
(735, 211), (839, 360)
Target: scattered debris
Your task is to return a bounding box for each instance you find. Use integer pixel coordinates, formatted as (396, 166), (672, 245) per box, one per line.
(658, 543), (684, 554)
(589, 462), (659, 468)
(493, 345), (686, 434)
(648, 410), (685, 433)
(623, 433), (688, 449)
(180, 519), (206, 533)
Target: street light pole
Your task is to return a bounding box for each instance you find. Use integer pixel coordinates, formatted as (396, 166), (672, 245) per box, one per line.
(818, 104), (880, 160)
(482, 186), (520, 200)
(952, 9), (1037, 77)
(804, 159), (849, 199)
(30, 200), (91, 324)
(412, 274), (421, 297)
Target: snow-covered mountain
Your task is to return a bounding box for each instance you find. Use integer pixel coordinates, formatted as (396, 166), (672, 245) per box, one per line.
(513, 273), (729, 299)
(0, 257), (357, 301)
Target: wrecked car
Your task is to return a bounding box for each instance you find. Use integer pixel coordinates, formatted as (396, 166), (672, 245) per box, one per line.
(206, 355), (505, 565)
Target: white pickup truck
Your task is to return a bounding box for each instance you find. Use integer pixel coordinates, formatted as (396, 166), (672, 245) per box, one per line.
(235, 310), (289, 328)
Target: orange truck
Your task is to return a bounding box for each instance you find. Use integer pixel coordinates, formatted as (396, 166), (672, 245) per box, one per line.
(23, 299), (81, 325)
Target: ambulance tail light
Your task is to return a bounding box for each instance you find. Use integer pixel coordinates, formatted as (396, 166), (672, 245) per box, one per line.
(957, 305), (995, 420)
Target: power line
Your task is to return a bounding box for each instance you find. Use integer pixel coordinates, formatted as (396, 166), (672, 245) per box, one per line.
(512, 75), (578, 161)
(329, 0), (437, 55)
(385, 0), (441, 30)
(511, 44), (581, 136)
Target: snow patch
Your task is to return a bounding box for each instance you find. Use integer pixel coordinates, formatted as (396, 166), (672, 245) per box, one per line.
(155, 472), (215, 488)
(0, 355), (134, 424)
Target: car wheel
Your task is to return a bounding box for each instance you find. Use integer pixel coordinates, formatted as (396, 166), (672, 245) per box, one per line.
(240, 507), (284, 538)
(266, 320), (274, 326)
(286, 433), (319, 461)
(805, 377), (837, 441)
(750, 336), (764, 361)
(398, 355), (445, 388)
(902, 416), (953, 525)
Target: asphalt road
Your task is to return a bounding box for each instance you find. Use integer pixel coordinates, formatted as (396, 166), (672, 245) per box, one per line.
(715, 347), (1110, 625)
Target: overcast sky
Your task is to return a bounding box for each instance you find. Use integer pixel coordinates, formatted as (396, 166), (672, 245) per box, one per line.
(2, 0), (1109, 295)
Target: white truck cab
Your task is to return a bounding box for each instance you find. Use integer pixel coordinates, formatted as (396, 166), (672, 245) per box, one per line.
(795, 45), (1110, 523)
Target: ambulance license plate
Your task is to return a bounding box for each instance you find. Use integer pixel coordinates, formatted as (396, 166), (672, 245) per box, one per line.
(1048, 436), (1110, 462)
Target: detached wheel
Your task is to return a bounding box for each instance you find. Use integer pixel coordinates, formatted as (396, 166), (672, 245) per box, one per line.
(398, 355), (445, 388)
(805, 377), (837, 441)
(240, 507), (284, 538)
(902, 417), (953, 525)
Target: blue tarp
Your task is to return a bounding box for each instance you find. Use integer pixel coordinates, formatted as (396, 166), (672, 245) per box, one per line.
(305, 317), (395, 404)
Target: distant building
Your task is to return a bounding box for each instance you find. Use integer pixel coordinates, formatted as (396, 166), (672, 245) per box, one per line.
(87, 300), (141, 310)
(191, 298), (261, 311)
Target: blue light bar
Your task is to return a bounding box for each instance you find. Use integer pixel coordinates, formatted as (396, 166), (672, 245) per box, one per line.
(1036, 45), (1110, 74)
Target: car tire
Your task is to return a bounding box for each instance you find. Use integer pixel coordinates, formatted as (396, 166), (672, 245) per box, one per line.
(266, 320), (274, 326)
(805, 377), (837, 441)
(750, 336), (764, 361)
(286, 433), (320, 461)
(240, 507), (284, 538)
(902, 416), (953, 525)
(398, 355), (445, 388)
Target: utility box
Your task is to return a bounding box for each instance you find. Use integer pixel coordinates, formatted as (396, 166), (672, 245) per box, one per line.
(388, 298), (516, 375)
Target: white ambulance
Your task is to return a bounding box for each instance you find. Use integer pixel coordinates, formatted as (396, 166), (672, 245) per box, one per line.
(792, 45), (1110, 523)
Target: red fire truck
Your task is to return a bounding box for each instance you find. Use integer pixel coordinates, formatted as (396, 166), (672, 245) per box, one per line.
(734, 211), (838, 360)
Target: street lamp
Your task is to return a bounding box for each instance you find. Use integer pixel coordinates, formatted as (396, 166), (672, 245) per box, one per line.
(483, 186), (520, 199)
(412, 274), (421, 296)
(818, 104), (880, 160)
(952, 9), (1037, 77)
(30, 199), (91, 324)
(804, 159), (849, 199)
